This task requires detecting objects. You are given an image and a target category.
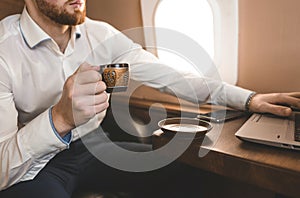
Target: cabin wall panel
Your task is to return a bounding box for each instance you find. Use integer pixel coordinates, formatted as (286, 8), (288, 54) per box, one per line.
(87, 0), (145, 46)
(238, 0), (300, 92)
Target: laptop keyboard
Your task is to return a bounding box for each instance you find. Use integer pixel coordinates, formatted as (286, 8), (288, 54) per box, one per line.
(294, 113), (300, 142)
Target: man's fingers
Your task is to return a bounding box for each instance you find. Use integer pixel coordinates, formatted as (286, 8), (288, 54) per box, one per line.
(261, 103), (292, 117)
(75, 70), (102, 84)
(73, 93), (109, 108)
(75, 62), (100, 74)
(277, 94), (300, 109)
(72, 94), (109, 119)
(75, 62), (91, 73)
(75, 81), (107, 95)
(288, 92), (300, 98)
(262, 93), (300, 109)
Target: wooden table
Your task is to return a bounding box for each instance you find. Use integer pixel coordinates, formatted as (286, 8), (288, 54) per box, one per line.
(110, 86), (300, 197)
(152, 116), (300, 198)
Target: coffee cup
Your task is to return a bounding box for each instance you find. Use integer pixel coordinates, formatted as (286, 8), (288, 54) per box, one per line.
(100, 63), (129, 93)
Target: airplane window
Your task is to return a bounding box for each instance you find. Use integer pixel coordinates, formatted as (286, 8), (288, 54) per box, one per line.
(152, 0), (239, 84)
(155, 0), (214, 73)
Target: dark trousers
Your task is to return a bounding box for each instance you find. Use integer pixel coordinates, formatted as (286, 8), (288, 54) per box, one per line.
(0, 135), (203, 198)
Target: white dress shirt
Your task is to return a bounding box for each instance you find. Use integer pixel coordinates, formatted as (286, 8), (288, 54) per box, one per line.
(0, 7), (252, 190)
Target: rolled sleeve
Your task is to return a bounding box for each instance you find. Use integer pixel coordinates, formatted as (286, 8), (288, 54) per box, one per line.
(210, 83), (253, 110)
(19, 109), (69, 158)
(49, 107), (72, 146)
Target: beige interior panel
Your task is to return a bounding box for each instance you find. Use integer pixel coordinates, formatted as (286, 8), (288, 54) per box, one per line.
(86, 0), (145, 46)
(238, 0), (300, 93)
(0, 0), (24, 19)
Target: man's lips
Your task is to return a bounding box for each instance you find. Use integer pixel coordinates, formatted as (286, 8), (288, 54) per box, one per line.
(68, 0), (84, 7)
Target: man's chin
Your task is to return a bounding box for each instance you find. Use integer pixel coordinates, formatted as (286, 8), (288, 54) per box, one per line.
(61, 11), (86, 25)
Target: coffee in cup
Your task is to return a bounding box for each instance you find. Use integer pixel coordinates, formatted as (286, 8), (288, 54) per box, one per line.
(100, 63), (129, 93)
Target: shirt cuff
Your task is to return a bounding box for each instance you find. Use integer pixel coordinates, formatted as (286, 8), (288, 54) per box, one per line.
(49, 107), (72, 146)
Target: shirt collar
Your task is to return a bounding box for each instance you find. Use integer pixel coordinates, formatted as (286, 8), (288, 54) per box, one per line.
(20, 7), (82, 49)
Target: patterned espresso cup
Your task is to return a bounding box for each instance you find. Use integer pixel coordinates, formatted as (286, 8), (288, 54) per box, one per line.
(100, 63), (129, 93)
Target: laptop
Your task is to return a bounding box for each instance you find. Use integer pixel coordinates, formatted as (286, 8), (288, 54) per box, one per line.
(235, 111), (300, 150)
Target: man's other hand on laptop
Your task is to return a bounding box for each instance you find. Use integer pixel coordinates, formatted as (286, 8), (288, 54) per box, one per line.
(249, 92), (300, 117)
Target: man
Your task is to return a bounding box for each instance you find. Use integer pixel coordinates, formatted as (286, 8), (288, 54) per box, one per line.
(0, 0), (299, 197)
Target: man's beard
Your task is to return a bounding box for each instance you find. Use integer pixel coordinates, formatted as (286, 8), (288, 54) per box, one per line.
(36, 0), (86, 25)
